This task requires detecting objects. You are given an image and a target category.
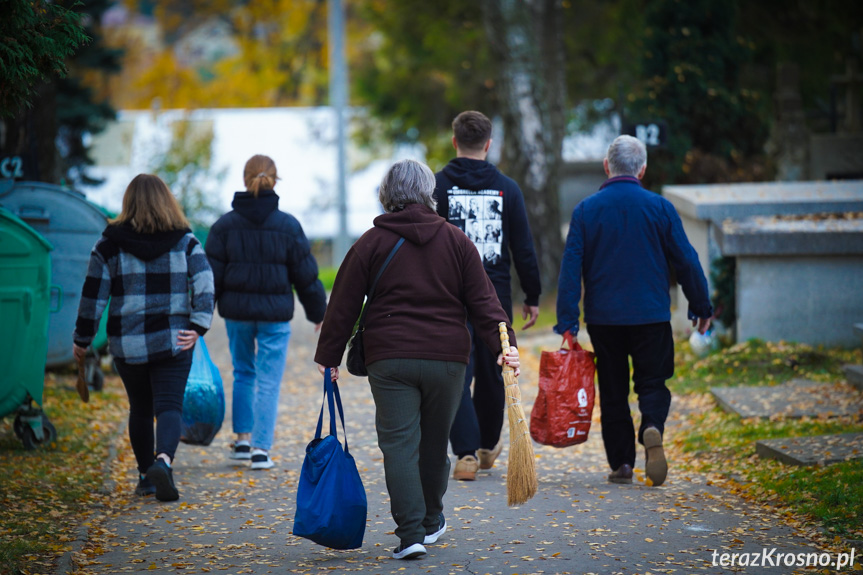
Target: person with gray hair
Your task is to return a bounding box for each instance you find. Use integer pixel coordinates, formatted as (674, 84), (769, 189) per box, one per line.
(315, 158), (521, 560)
(555, 134), (713, 488)
(606, 134), (648, 177)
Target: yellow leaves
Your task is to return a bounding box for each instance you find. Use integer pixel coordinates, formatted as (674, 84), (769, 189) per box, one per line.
(109, 0), (347, 109)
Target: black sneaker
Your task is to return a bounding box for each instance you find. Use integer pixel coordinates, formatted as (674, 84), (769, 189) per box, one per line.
(135, 474), (156, 496)
(423, 513), (447, 544)
(392, 542), (426, 560)
(250, 449), (274, 470)
(146, 459), (179, 502)
(230, 441), (251, 460)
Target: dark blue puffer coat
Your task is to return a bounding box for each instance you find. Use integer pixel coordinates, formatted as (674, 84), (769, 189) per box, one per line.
(205, 189), (327, 323)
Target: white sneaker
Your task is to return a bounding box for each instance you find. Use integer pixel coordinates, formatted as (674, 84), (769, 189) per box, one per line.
(393, 542), (426, 560)
(250, 448), (274, 470)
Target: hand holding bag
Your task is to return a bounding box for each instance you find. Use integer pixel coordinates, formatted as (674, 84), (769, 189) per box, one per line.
(180, 338), (225, 446)
(530, 331), (596, 447)
(293, 369), (367, 549)
(346, 237), (405, 376)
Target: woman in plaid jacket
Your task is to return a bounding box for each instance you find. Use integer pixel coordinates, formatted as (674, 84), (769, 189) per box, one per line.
(73, 174), (215, 502)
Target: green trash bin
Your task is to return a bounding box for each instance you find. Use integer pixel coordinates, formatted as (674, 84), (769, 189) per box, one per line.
(0, 206), (57, 449)
(0, 181), (110, 390)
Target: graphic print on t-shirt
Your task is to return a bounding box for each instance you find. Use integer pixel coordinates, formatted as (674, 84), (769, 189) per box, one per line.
(446, 187), (503, 267)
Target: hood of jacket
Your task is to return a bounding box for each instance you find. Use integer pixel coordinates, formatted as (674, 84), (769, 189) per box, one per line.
(440, 157), (501, 190)
(373, 203), (446, 246)
(231, 189), (279, 225)
(103, 223), (190, 261)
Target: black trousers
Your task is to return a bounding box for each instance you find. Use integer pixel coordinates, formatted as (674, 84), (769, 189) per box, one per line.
(587, 322), (674, 471)
(114, 349), (193, 474)
(449, 296), (513, 456)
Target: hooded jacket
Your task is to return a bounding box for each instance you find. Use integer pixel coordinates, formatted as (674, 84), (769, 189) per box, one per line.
(314, 203), (516, 368)
(74, 223), (215, 364)
(205, 189), (327, 323)
(434, 157), (541, 307)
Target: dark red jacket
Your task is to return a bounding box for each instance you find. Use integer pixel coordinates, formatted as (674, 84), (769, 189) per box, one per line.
(315, 203), (516, 367)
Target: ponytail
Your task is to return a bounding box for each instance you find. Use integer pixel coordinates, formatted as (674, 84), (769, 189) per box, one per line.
(243, 155), (279, 197)
(247, 172), (276, 197)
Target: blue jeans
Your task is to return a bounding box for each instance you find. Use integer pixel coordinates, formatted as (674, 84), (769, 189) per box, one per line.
(225, 320), (291, 451)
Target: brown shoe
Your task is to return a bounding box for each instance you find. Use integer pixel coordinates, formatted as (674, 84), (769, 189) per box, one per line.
(643, 427), (667, 486)
(453, 455), (478, 481)
(477, 440), (503, 470)
(608, 463), (633, 484)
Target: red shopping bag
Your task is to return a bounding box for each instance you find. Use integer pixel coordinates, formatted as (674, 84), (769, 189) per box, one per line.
(530, 331), (596, 447)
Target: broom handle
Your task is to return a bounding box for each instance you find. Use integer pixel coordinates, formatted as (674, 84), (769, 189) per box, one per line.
(498, 323), (513, 374)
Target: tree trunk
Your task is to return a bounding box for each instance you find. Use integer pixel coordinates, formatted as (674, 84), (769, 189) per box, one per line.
(482, 0), (567, 299)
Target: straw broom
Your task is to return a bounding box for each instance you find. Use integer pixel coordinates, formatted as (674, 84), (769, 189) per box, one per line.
(499, 322), (537, 506)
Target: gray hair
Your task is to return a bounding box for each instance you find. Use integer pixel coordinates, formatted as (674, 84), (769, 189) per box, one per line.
(378, 159), (437, 213)
(606, 135), (647, 177)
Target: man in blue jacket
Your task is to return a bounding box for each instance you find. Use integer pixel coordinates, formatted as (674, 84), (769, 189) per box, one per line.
(435, 110), (542, 481)
(556, 135), (712, 487)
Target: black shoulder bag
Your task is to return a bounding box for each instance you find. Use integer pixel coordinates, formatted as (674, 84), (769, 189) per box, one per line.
(346, 237), (405, 376)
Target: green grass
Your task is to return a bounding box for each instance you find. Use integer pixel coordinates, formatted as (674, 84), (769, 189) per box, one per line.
(670, 338), (860, 395)
(318, 267), (337, 291)
(680, 408), (863, 455)
(760, 460), (863, 536)
(670, 338), (863, 539)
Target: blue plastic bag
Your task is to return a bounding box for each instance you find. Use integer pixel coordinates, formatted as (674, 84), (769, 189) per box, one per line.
(293, 369), (367, 550)
(180, 338), (225, 446)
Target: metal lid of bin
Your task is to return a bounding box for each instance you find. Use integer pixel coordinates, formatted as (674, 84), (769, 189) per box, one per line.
(0, 181), (110, 231)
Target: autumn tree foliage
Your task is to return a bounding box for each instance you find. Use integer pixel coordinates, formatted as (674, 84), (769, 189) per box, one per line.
(110, 0), (331, 109)
(627, 0), (770, 187)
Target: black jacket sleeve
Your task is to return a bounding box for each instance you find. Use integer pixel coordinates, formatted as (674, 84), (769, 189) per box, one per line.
(286, 219), (328, 323)
(505, 185), (542, 306)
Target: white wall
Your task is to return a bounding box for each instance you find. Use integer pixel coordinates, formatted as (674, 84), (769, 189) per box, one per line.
(82, 107), (421, 239)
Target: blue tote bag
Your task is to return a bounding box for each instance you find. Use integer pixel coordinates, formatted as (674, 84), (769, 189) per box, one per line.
(180, 338), (225, 446)
(293, 369), (367, 550)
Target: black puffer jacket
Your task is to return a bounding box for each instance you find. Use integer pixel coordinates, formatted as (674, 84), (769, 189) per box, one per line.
(205, 189), (327, 323)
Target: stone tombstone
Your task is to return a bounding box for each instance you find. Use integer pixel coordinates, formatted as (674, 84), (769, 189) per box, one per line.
(663, 180), (863, 340)
(771, 63), (809, 182)
(717, 212), (863, 347)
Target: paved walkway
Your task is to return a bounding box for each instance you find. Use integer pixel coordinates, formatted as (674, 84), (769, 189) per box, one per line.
(66, 315), (830, 575)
